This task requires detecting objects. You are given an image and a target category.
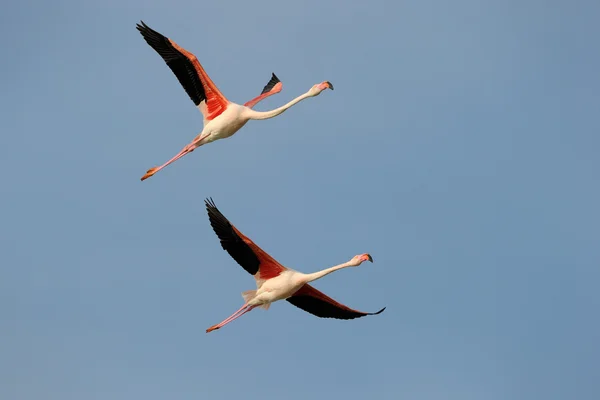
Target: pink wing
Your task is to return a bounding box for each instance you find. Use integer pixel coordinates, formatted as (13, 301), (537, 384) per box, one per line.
(287, 284), (386, 320)
(205, 198), (287, 280)
(244, 73), (283, 109)
(137, 21), (229, 121)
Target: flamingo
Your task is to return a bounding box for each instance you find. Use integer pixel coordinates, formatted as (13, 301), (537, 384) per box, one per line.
(136, 21), (334, 181)
(203, 198), (385, 333)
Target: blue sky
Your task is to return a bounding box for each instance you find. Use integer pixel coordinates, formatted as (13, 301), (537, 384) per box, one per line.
(2, 0), (599, 399)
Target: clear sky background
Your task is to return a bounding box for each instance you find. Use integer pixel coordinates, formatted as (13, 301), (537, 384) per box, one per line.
(2, 1), (599, 399)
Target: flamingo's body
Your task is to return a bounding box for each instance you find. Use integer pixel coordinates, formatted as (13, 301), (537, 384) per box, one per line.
(204, 198), (386, 333)
(136, 21), (334, 181)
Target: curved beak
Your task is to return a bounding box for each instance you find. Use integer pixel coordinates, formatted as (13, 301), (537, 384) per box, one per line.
(362, 253), (373, 263)
(325, 81), (334, 90)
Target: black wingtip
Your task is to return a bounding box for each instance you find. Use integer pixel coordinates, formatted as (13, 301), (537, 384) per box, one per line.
(136, 21), (150, 36)
(204, 197), (217, 210)
(260, 73), (282, 95)
(371, 307), (386, 315)
(205, 198), (229, 226)
(136, 20), (148, 31)
(136, 20), (163, 40)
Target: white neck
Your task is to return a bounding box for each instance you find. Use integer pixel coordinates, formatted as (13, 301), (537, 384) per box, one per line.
(245, 92), (313, 120)
(302, 262), (353, 284)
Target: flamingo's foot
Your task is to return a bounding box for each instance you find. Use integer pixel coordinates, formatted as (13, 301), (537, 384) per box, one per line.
(206, 325), (220, 333)
(141, 167), (159, 181)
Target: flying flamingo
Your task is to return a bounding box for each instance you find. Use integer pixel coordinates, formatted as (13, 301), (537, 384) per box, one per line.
(203, 198), (385, 333)
(136, 21), (334, 181)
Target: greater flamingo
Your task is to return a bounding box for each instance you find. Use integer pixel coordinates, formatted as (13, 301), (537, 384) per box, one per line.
(203, 198), (385, 333)
(136, 21), (334, 181)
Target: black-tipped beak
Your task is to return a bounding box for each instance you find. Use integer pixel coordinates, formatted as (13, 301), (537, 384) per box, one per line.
(367, 254), (373, 262)
(326, 81), (334, 90)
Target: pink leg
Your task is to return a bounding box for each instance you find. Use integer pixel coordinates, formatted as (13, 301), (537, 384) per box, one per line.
(212, 304), (249, 326)
(206, 304), (256, 333)
(141, 133), (210, 181)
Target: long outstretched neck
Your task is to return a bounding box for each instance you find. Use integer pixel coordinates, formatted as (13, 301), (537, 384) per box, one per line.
(246, 92), (312, 120)
(303, 262), (352, 283)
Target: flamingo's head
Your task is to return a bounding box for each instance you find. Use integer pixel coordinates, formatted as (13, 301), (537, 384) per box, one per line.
(309, 81), (334, 96)
(349, 253), (373, 267)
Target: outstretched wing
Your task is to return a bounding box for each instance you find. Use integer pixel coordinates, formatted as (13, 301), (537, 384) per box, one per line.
(204, 198), (286, 280)
(244, 73), (283, 109)
(137, 21), (229, 121)
(287, 284), (386, 320)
